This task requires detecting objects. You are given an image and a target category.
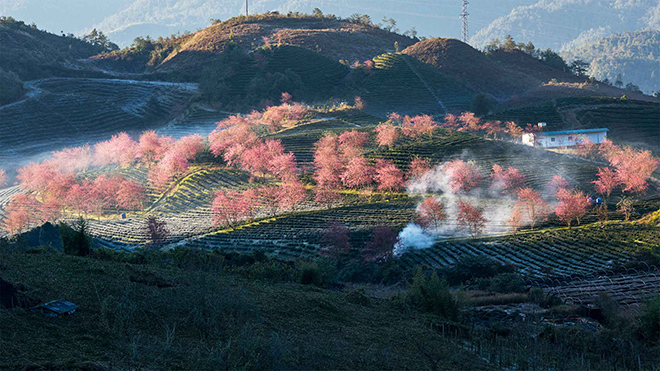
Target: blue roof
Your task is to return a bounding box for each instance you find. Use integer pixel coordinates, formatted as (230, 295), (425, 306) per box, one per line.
(534, 128), (609, 136)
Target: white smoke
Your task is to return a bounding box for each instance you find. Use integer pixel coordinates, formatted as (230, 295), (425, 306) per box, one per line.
(398, 158), (521, 253)
(393, 224), (435, 256)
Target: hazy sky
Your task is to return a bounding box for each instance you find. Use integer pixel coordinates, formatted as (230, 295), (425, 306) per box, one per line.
(0, 0), (537, 41)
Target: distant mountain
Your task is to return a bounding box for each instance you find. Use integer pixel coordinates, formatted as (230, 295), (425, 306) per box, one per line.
(470, 0), (659, 51)
(560, 30), (660, 94)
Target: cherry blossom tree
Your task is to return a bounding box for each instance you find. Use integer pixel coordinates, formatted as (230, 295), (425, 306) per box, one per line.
(277, 179), (308, 212)
(354, 96), (365, 110)
(457, 201), (487, 237)
(416, 196), (446, 231)
(93, 132), (138, 166)
(51, 145), (94, 172)
(363, 226), (398, 262)
(592, 167), (619, 203)
(212, 190), (258, 229)
(4, 194), (40, 234)
(341, 156), (374, 189)
(313, 133), (343, 203)
(374, 159), (404, 193)
(280, 92), (292, 104)
(547, 175), (569, 196)
(507, 206), (523, 236)
(444, 159), (482, 194)
(515, 188), (549, 229)
(321, 221), (351, 260)
(441, 113), (460, 130)
(407, 157), (432, 180)
(411, 114), (438, 139)
(482, 121), (504, 139)
(505, 121), (523, 141)
(458, 112), (481, 132)
(374, 123), (399, 148)
(65, 182), (95, 216)
(555, 188), (589, 228)
(92, 175), (121, 212)
(388, 112), (403, 125)
(490, 164), (526, 194)
(269, 152), (298, 181)
(338, 130), (369, 159)
(117, 180), (147, 210)
(138, 131), (174, 163)
(608, 147), (659, 194)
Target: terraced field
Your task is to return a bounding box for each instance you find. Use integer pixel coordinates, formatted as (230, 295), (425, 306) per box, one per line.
(541, 269), (660, 306)
(399, 224), (660, 279)
(183, 196), (416, 260)
(0, 78), (197, 173)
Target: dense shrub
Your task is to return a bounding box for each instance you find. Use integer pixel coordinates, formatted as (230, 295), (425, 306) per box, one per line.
(406, 268), (459, 320)
(59, 218), (91, 256)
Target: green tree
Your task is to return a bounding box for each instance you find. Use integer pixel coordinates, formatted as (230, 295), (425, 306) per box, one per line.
(312, 8), (323, 18)
(570, 59), (590, 76)
(60, 217), (91, 256)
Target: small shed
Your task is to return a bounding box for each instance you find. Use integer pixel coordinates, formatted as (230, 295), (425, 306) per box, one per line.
(522, 128), (609, 148)
(31, 299), (78, 317)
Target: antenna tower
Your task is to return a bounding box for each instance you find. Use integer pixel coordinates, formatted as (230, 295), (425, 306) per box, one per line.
(461, 0), (469, 43)
(245, 0), (249, 16)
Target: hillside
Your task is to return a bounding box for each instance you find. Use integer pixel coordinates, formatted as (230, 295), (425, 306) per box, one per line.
(92, 14), (416, 75)
(402, 37), (653, 102)
(560, 30), (660, 94)
(0, 250), (491, 370)
(0, 17), (107, 81)
(489, 97), (660, 154)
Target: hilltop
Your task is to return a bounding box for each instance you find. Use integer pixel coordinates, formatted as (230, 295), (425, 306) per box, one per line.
(402, 37), (653, 103)
(91, 14), (416, 75)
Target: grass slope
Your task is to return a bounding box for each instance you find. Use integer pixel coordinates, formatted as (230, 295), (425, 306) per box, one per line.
(0, 250), (489, 370)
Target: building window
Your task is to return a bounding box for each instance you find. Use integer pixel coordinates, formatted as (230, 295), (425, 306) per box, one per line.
(551, 137), (555, 142)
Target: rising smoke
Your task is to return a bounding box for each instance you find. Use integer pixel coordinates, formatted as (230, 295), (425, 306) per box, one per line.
(396, 157), (520, 254)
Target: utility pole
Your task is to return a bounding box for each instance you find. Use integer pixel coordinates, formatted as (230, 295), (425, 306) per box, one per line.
(245, 0), (249, 16)
(461, 0), (469, 44)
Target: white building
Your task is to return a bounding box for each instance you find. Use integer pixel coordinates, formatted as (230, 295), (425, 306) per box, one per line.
(521, 128), (609, 148)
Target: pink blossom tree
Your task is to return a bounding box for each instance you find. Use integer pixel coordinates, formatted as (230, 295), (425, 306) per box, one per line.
(374, 159), (404, 193)
(51, 145), (94, 172)
(416, 196), (446, 231)
(117, 180), (147, 210)
(457, 201), (487, 237)
(93, 132), (139, 166)
(407, 157), (432, 180)
(374, 123), (399, 148)
(341, 156), (374, 189)
(490, 164), (526, 194)
(547, 175), (569, 196)
(555, 188), (590, 228)
(458, 112), (482, 133)
(363, 226), (398, 262)
(608, 147), (659, 194)
(138, 131), (174, 163)
(212, 190), (259, 229)
(441, 113), (460, 130)
(515, 188), (549, 229)
(444, 159), (482, 194)
(592, 167), (619, 204)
